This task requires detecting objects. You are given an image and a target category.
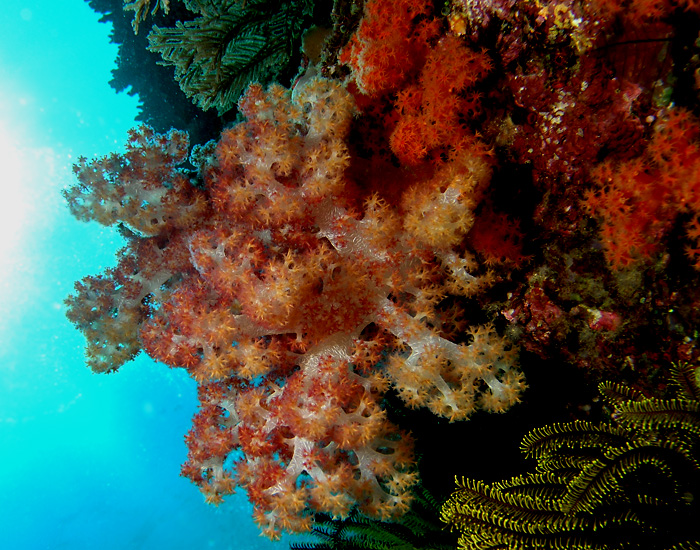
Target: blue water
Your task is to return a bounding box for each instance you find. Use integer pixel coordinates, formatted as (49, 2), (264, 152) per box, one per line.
(0, 2), (287, 548)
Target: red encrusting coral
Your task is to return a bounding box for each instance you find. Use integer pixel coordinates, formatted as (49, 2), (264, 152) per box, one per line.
(507, 56), (647, 188)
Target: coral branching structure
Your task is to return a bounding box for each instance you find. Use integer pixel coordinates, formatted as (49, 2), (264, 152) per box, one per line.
(441, 362), (700, 550)
(64, 73), (525, 538)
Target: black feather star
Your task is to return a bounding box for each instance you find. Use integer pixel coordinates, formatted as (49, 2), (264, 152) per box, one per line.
(291, 486), (456, 550)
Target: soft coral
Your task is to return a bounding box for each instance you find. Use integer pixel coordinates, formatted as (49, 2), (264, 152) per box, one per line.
(389, 35), (492, 165)
(339, 0), (440, 97)
(584, 109), (700, 270)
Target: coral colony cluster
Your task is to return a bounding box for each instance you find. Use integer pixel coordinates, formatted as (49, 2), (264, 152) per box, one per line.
(65, 0), (700, 543)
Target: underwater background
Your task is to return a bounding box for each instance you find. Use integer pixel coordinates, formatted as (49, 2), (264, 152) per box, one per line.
(0, 2), (283, 548)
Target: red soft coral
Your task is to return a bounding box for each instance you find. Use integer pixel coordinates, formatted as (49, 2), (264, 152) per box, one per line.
(388, 36), (492, 165)
(584, 109), (700, 270)
(339, 0), (440, 97)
